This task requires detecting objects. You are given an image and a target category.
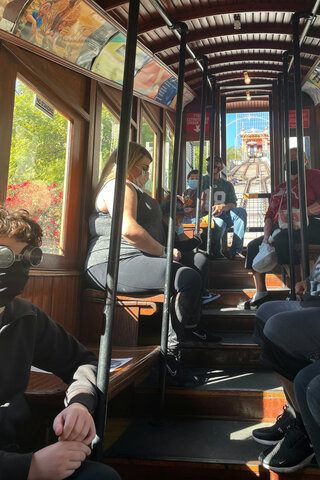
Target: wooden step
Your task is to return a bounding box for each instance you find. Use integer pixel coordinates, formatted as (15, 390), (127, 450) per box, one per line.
(137, 369), (286, 422)
(201, 307), (256, 333)
(208, 271), (284, 289)
(181, 333), (262, 368)
(104, 418), (320, 480)
(208, 288), (290, 307)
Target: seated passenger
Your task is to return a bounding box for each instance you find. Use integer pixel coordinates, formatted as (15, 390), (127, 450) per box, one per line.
(0, 207), (120, 480)
(182, 169), (202, 223)
(252, 255), (320, 473)
(85, 142), (209, 386)
(242, 148), (320, 310)
(160, 200), (221, 308)
(203, 156), (247, 260)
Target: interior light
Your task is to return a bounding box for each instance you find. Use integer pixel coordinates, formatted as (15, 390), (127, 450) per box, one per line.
(244, 71), (251, 85)
(234, 14), (241, 30)
(246, 91), (252, 101)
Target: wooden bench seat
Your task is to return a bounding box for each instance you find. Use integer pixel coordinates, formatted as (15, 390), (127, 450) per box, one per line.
(80, 289), (164, 346)
(26, 345), (160, 406)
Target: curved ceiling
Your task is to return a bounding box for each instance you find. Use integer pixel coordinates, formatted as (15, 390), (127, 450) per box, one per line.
(98, 0), (320, 106)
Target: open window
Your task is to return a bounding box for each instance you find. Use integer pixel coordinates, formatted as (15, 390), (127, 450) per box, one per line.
(6, 77), (71, 256)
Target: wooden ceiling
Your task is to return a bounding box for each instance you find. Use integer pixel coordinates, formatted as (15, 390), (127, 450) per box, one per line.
(96, 0), (320, 106)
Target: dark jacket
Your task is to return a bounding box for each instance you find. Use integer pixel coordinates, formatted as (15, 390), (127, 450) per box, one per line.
(0, 298), (98, 480)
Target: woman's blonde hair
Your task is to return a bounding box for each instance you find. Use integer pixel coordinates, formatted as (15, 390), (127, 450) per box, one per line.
(94, 142), (152, 199)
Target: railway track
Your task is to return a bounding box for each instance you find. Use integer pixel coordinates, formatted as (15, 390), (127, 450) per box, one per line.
(228, 157), (271, 232)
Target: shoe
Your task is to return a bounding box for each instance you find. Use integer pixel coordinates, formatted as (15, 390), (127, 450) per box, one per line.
(237, 293), (271, 310)
(259, 421), (314, 473)
(252, 405), (295, 445)
(185, 326), (222, 344)
(230, 252), (245, 260)
(201, 291), (221, 305)
(166, 349), (204, 387)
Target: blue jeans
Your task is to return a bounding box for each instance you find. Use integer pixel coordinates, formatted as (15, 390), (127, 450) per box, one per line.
(211, 208), (247, 256)
(295, 362), (320, 466)
(69, 461), (121, 480)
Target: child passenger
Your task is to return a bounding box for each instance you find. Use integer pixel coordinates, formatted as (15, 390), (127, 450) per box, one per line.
(0, 207), (120, 480)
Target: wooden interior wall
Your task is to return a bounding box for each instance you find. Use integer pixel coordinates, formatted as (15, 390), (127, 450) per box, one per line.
(0, 40), (171, 339)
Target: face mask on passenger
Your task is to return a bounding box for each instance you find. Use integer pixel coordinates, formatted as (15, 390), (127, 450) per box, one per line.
(290, 160), (298, 176)
(0, 245), (41, 307)
(134, 167), (149, 188)
(0, 262), (30, 307)
(175, 225), (184, 235)
(188, 179), (198, 190)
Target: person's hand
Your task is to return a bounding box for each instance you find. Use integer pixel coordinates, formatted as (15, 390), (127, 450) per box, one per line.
(212, 205), (224, 216)
(53, 403), (96, 445)
(173, 248), (181, 261)
(295, 280), (307, 299)
(27, 441), (90, 480)
(193, 233), (202, 246)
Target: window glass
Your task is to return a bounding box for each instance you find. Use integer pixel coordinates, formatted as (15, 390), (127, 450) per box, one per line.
(6, 77), (70, 255)
(141, 116), (157, 196)
(185, 140), (210, 187)
(163, 126), (174, 194)
(99, 104), (119, 179)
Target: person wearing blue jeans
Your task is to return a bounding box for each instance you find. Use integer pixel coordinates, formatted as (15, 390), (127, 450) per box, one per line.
(202, 156), (247, 260)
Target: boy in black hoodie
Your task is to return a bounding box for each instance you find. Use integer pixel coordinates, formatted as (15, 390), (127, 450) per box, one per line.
(0, 207), (120, 480)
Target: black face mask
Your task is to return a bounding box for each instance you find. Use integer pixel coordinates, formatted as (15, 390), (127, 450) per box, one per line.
(290, 160), (298, 176)
(0, 262), (30, 307)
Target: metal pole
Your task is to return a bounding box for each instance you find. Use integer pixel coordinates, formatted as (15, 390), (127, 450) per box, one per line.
(195, 56), (208, 234)
(149, 0), (212, 91)
(278, 74), (284, 184)
(292, 13), (310, 278)
(159, 23), (188, 416)
(283, 51), (296, 299)
(221, 96), (227, 167)
(288, 1), (319, 72)
(91, 0), (140, 461)
(207, 78), (216, 255)
(269, 93), (275, 191)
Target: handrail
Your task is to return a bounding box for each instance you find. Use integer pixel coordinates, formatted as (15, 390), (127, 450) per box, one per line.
(149, 0), (212, 91)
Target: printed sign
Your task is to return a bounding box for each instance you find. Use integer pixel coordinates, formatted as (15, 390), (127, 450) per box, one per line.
(288, 109), (310, 129)
(186, 113), (210, 133)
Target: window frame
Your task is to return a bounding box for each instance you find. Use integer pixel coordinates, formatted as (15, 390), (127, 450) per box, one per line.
(0, 68), (87, 271)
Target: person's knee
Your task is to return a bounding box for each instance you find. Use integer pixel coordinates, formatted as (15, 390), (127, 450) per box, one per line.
(175, 267), (202, 291)
(306, 375), (320, 423)
(256, 301), (283, 323)
(263, 314), (288, 345)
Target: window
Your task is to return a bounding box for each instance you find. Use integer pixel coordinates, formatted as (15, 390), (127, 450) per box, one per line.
(99, 104), (119, 179)
(140, 116), (157, 196)
(185, 140), (210, 187)
(6, 77), (70, 255)
(163, 125), (174, 193)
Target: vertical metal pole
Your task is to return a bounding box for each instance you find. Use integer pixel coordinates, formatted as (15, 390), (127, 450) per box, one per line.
(221, 96), (227, 167)
(283, 51), (296, 299)
(278, 74), (284, 184)
(195, 56), (208, 234)
(269, 93), (275, 191)
(159, 23), (188, 415)
(292, 13), (310, 278)
(91, 0), (140, 461)
(207, 78), (216, 255)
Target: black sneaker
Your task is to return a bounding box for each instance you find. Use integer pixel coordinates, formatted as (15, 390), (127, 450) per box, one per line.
(166, 350), (204, 387)
(238, 293), (271, 310)
(252, 405), (295, 445)
(185, 326), (222, 344)
(260, 422), (314, 473)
